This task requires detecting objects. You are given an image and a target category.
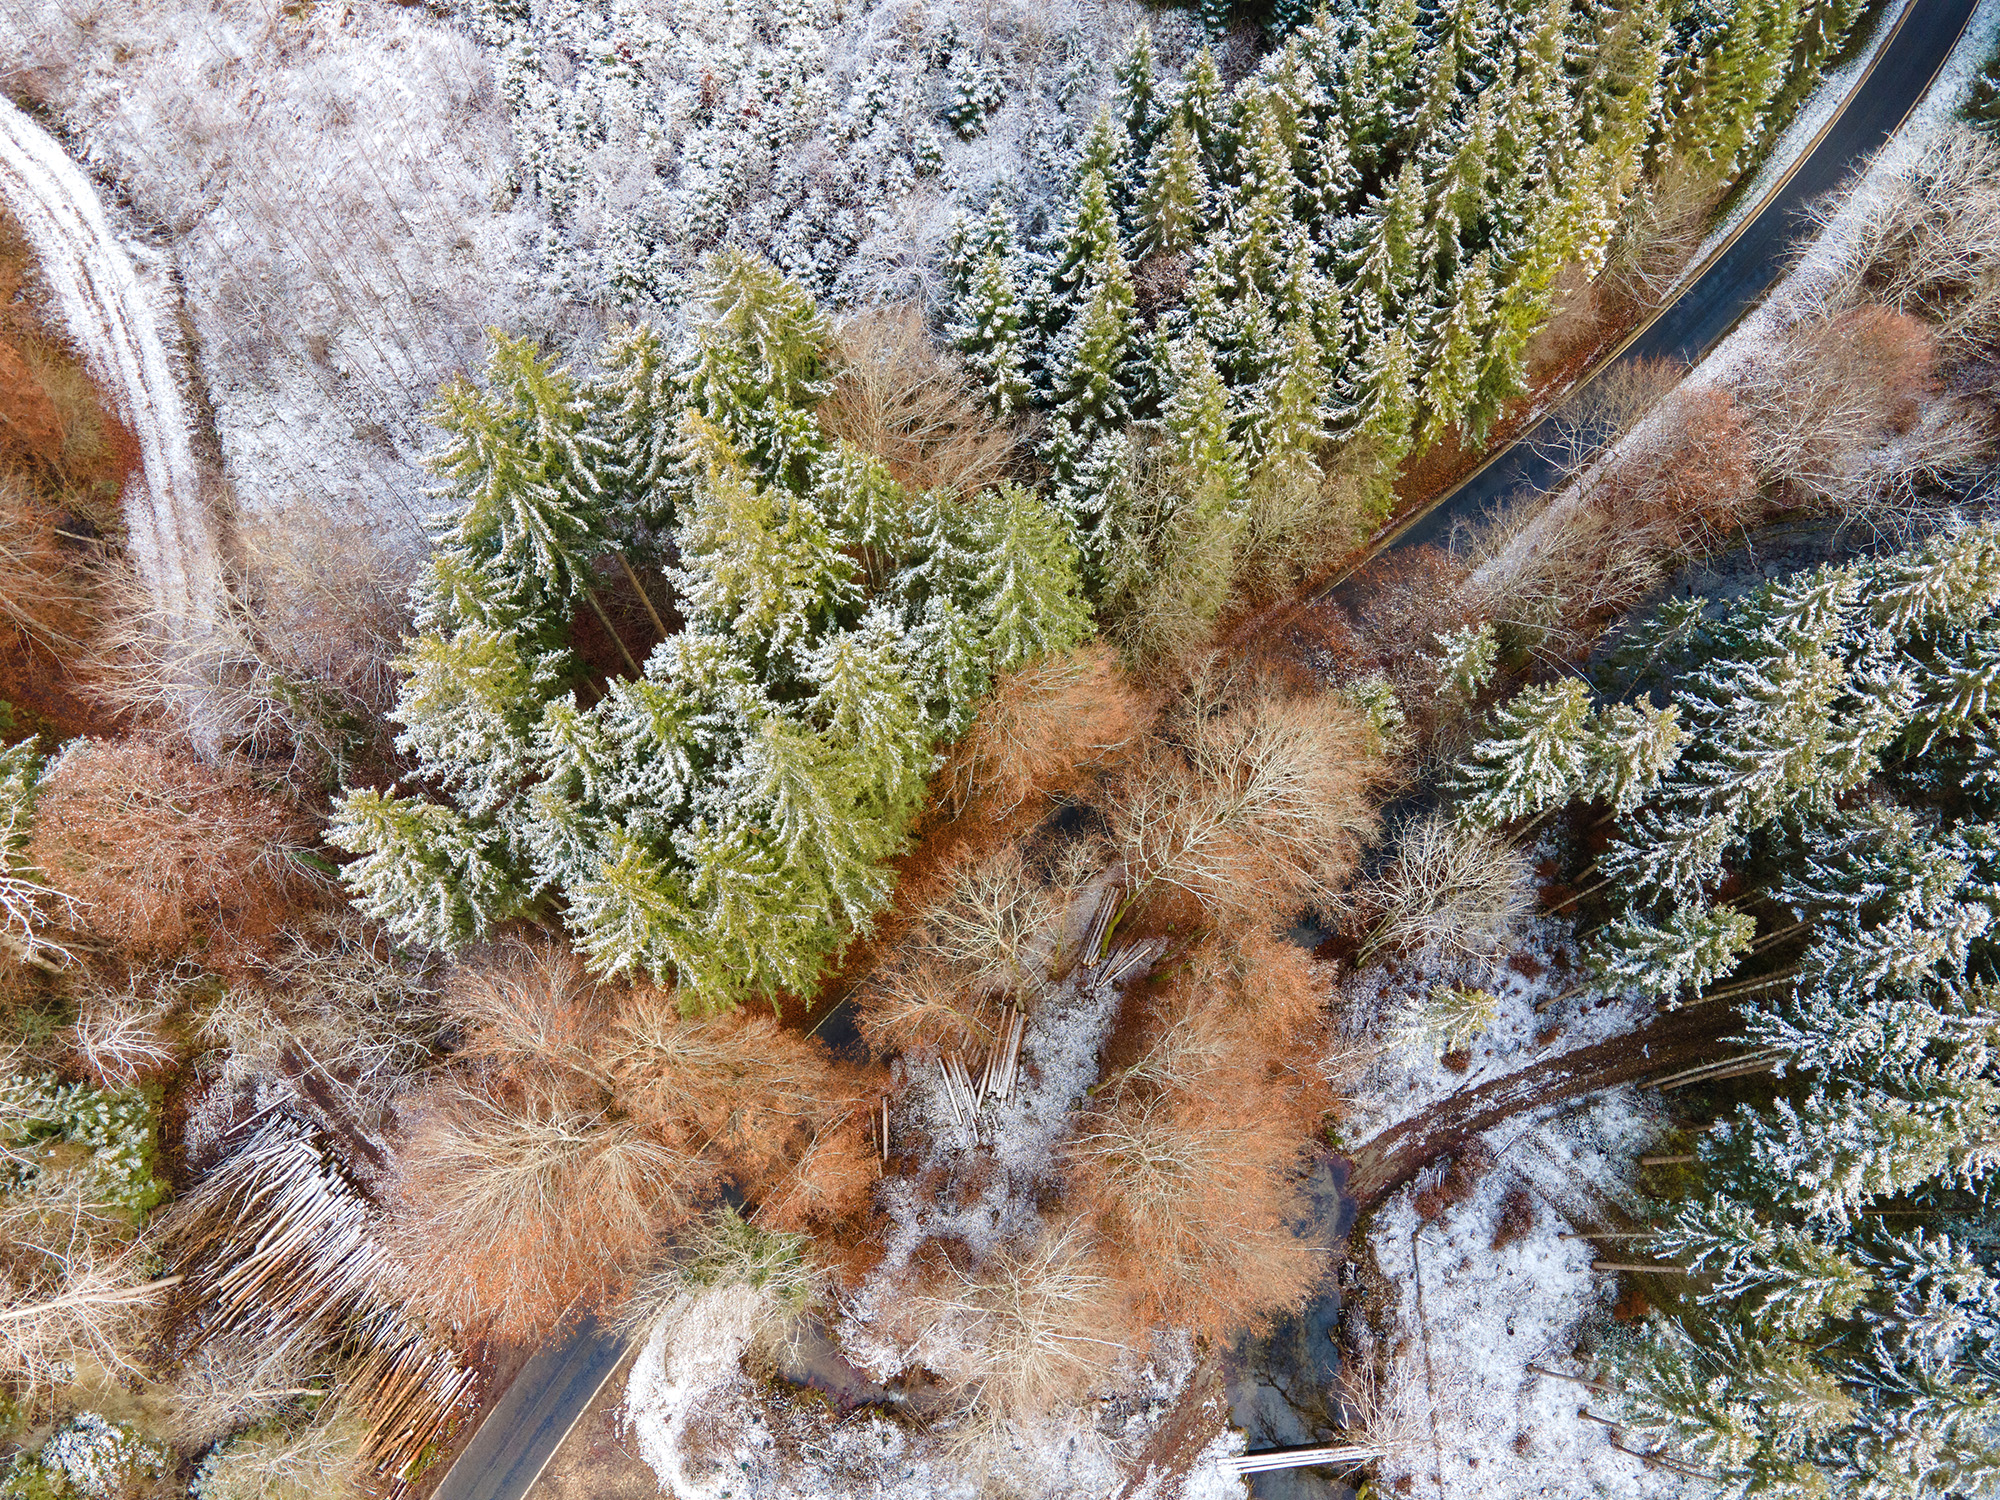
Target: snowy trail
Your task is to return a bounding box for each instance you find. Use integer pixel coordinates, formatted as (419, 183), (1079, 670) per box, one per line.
(0, 95), (220, 619)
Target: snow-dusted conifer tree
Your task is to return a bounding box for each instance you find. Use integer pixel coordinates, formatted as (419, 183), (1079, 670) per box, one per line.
(1587, 902), (1755, 1002)
(1453, 677), (1595, 830)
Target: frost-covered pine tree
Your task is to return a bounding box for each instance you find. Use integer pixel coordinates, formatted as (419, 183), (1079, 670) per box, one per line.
(1419, 252), (1493, 446)
(1428, 622), (1498, 702)
(1587, 902), (1755, 1003)
(1348, 324), (1418, 502)
(1597, 806), (1734, 905)
(1585, 699), (1686, 813)
(953, 203), (1034, 417)
(1136, 116), (1210, 257)
(1453, 677), (1595, 830)
(427, 332), (613, 607)
(1246, 313), (1330, 482)
(328, 789), (525, 949)
(1113, 24), (1161, 158)
(1649, 1192), (1875, 1339)
(960, 483), (1092, 672)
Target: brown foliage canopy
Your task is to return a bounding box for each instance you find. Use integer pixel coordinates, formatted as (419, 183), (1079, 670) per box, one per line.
(1115, 668), (1381, 926)
(938, 644), (1149, 822)
(25, 738), (317, 959)
(819, 305), (1016, 495)
(390, 1082), (695, 1342)
(1065, 931), (1329, 1338)
(386, 943), (874, 1338)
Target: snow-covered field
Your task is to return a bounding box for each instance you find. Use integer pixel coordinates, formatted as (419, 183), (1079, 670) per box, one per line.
(622, 1285), (1249, 1500)
(1334, 911), (1653, 1146)
(1363, 1090), (1681, 1500)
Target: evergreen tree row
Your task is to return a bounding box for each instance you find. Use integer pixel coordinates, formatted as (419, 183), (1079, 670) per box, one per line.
(329, 252), (1089, 1011)
(952, 0), (1866, 626)
(1449, 522), (2000, 1493)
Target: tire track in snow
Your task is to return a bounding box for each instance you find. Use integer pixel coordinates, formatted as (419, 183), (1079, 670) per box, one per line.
(0, 95), (220, 620)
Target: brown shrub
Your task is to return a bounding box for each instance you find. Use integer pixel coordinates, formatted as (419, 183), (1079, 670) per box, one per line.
(1065, 1085), (1321, 1339)
(1119, 929), (1329, 1096)
(906, 1218), (1139, 1418)
(1491, 1185), (1538, 1251)
(1734, 306), (1938, 497)
(819, 305), (1017, 495)
(753, 1109), (879, 1238)
(1114, 667), (1381, 926)
(0, 466), (89, 653)
(1066, 926), (1329, 1340)
(938, 645), (1150, 822)
(25, 738), (317, 958)
(605, 989), (869, 1190)
(389, 1080), (698, 1342)
(1731, 305), (1988, 533)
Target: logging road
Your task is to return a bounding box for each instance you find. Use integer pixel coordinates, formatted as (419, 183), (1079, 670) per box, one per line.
(0, 96), (221, 623)
(425, 4), (1978, 1496)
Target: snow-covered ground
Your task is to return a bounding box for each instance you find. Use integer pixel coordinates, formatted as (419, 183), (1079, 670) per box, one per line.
(622, 1286), (1248, 1500)
(1362, 1091), (1681, 1500)
(0, 93), (220, 618)
(0, 0), (1188, 537)
(1334, 912), (1653, 1146)
(4, 0), (553, 532)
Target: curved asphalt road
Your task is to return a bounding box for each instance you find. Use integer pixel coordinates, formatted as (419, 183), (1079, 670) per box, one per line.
(427, 8), (1979, 1498)
(1377, 0), (1979, 560)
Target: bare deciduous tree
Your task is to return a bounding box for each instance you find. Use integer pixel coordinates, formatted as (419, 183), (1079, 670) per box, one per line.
(0, 1176), (172, 1397)
(1354, 815), (1533, 966)
(26, 738), (320, 960)
(1115, 670), (1381, 924)
(389, 1082), (692, 1343)
(820, 305), (1017, 496)
(907, 1219), (1137, 1418)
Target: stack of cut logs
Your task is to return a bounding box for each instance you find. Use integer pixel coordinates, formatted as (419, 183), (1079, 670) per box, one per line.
(936, 1004), (1027, 1133)
(161, 1114), (478, 1490)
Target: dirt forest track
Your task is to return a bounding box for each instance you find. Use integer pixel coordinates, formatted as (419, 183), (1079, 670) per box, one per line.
(1343, 1003), (1739, 1212)
(0, 95), (220, 622)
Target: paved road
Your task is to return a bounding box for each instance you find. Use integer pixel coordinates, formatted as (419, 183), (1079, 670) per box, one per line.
(1381, 0), (1979, 559)
(427, 8), (1980, 1497)
(428, 1315), (626, 1500)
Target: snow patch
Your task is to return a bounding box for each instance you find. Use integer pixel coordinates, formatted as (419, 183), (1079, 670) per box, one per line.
(623, 1282), (770, 1498)
(1333, 911), (1651, 1146)
(1364, 1092), (1682, 1500)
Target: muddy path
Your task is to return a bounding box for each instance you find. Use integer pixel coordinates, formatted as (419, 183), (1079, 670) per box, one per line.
(1344, 1003), (1738, 1212)
(0, 95), (220, 621)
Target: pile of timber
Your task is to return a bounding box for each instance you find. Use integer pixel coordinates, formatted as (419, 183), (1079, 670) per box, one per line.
(933, 1004), (1027, 1139)
(161, 1114), (477, 1490)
